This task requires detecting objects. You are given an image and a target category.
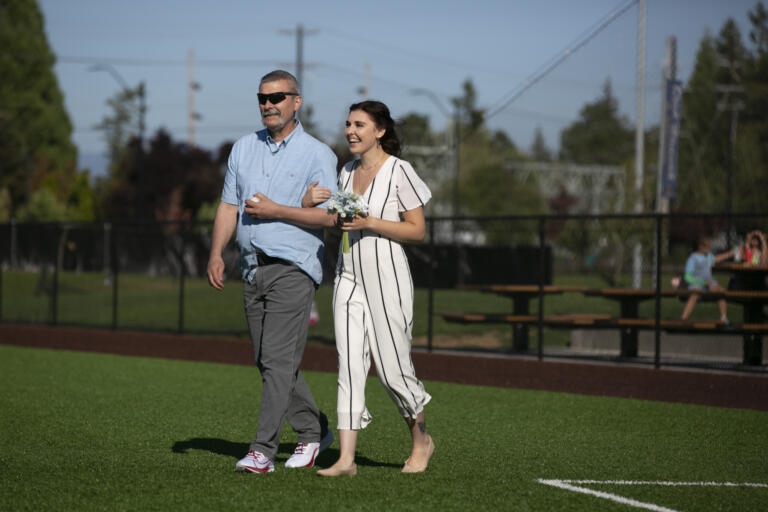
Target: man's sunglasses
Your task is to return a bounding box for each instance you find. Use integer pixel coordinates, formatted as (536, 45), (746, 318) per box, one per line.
(258, 92), (299, 105)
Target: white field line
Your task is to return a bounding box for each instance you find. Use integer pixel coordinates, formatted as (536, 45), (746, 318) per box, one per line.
(558, 480), (768, 488)
(537, 479), (768, 512)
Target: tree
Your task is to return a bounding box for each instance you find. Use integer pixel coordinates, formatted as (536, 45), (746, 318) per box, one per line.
(452, 79), (485, 134)
(450, 79), (545, 243)
(95, 84), (145, 175)
(102, 129), (222, 221)
(675, 15), (764, 215)
(529, 126), (552, 161)
(0, 0), (78, 218)
(739, 2), (768, 214)
(398, 112), (436, 149)
(559, 79), (634, 165)
(299, 103), (319, 138)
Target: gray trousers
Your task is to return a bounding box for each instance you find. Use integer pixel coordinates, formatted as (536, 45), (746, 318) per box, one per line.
(243, 261), (321, 460)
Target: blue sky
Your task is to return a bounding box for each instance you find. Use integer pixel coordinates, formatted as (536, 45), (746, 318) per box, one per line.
(38, 0), (757, 176)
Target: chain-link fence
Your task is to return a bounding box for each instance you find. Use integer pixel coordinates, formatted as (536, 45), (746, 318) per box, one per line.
(2, 213), (766, 372)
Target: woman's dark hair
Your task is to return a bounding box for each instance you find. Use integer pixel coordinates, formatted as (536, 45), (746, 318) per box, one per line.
(349, 100), (401, 157)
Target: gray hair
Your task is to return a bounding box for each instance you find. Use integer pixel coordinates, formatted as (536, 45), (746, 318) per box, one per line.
(260, 70), (300, 94)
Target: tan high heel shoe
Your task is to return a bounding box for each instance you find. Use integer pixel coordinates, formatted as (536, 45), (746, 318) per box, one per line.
(402, 435), (435, 473)
(317, 464), (357, 477)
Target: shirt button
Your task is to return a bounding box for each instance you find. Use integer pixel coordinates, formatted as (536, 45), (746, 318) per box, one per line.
(266, 173), (270, 178)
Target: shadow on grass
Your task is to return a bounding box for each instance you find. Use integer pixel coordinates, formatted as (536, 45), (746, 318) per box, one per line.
(171, 437), (401, 469)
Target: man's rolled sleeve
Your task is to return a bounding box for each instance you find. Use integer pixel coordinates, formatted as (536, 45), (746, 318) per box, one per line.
(221, 141), (240, 205)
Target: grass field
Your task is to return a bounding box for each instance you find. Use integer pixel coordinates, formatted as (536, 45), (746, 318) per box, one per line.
(2, 344), (767, 511)
(2, 269), (728, 352)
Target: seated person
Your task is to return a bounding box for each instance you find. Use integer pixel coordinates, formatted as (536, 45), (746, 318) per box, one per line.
(737, 230), (767, 266)
(729, 230), (768, 291)
(680, 237), (731, 324)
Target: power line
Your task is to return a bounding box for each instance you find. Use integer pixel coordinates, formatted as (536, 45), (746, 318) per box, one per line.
(485, 0), (637, 120)
(321, 27), (510, 78)
(56, 55), (278, 67)
(318, 62), (451, 98)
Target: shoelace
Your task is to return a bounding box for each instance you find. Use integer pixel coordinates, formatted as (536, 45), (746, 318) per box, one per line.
(293, 443), (308, 454)
(248, 450), (269, 463)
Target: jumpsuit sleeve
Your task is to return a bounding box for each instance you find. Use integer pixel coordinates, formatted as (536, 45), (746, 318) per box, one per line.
(395, 159), (432, 212)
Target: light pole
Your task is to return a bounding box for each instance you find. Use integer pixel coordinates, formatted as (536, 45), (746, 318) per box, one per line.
(410, 88), (461, 236)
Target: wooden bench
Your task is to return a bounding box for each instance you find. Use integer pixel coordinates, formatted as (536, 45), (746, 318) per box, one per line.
(437, 312), (538, 325)
(439, 284), (768, 364)
(436, 312), (611, 328)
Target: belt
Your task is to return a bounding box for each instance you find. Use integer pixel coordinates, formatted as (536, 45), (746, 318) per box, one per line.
(256, 252), (284, 266)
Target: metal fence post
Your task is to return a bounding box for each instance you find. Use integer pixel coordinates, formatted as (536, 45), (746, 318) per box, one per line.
(427, 217), (435, 353)
(654, 214), (662, 369)
(111, 224), (119, 330)
(177, 232), (186, 335)
(104, 222), (112, 286)
(10, 219), (17, 268)
(538, 217), (545, 361)
(51, 224), (59, 326)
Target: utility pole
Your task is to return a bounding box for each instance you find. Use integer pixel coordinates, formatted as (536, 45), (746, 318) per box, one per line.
(279, 24), (318, 90)
(357, 62), (371, 97)
(187, 50), (202, 148)
(632, 0), (646, 289)
(715, 57), (744, 235)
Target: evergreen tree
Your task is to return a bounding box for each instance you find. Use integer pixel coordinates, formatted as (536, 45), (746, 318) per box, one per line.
(559, 79), (634, 165)
(675, 17), (759, 214)
(529, 126), (552, 161)
(450, 79), (545, 230)
(0, 0), (78, 217)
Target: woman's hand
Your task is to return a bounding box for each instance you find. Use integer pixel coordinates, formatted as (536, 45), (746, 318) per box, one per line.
(339, 213), (372, 232)
(302, 181), (332, 208)
(338, 207), (425, 243)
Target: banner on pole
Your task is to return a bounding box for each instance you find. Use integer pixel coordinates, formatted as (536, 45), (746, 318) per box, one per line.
(661, 79), (683, 199)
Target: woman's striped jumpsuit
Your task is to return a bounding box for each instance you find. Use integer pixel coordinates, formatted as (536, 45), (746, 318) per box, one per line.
(332, 156), (432, 430)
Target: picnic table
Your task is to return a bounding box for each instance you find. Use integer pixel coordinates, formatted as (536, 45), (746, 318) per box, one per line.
(455, 285), (586, 351)
(714, 264), (768, 365)
(578, 288), (694, 358)
(439, 282), (767, 365)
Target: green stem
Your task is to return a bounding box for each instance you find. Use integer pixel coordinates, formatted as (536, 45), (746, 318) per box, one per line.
(342, 232), (350, 254)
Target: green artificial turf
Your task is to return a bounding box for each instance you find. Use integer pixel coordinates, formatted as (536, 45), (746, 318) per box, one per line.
(1, 344), (767, 511)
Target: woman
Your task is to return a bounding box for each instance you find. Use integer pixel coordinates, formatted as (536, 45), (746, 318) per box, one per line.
(303, 101), (434, 476)
(739, 230), (768, 266)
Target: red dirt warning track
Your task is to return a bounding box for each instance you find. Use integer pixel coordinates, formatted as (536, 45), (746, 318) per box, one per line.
(1, 324), (767, 412)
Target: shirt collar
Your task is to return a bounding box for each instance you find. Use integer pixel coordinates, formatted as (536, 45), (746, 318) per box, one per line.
(266, 119), (303, 153)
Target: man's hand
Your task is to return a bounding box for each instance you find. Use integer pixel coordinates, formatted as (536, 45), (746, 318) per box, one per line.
(302, 181), (333, 208)
(245, 193), (281, 219)
(207, 255), (226, 290)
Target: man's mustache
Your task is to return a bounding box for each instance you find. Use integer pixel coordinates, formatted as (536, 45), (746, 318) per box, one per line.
(262, 109), (280, 117)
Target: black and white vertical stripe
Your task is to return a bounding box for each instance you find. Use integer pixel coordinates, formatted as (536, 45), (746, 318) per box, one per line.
(331, 157), (432, 428)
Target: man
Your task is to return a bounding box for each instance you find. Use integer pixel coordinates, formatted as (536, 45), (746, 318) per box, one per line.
(207, 70), (337, 474)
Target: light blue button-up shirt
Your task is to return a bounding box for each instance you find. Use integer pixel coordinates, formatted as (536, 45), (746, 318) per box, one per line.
(222, 121), (338, 284)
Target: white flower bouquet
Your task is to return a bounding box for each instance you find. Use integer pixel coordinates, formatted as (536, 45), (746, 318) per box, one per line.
(327, 191), (369, 253)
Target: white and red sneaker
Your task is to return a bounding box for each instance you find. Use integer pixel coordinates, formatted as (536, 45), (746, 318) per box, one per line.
(285, 425), (334, 468)
(235, 450), (274, 473)
(285, 442), (320, 468)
